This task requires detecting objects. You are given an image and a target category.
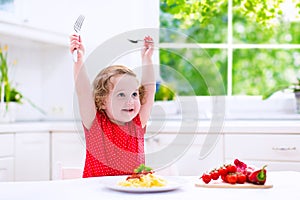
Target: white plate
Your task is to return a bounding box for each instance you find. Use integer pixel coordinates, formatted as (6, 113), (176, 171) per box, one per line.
(100, 175), (187, 193)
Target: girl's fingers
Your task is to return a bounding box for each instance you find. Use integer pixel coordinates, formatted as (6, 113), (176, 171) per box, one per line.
(69, 34), (85, 60)
(70, 35), (81, 46)
(69, 39), (82, 54)
(141, 36), (154, 57)
(69, 34), (79, 41)
(69, 35), (81, 46)
(143, 36), (154, 49)
(70, 41), (80, 48)
(70, 41), (79, 49)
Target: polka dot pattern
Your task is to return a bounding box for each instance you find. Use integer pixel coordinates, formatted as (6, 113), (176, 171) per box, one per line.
(82, 111), (145, 178)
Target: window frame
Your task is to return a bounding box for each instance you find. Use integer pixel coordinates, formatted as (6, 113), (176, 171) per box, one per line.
(158, 0), (300, 118)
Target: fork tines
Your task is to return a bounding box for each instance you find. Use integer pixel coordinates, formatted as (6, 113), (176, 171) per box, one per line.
(74, 15), (85, 33)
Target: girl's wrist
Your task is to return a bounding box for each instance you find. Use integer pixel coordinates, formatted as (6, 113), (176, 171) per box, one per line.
(74, 61), (84, 70)
(142, 58), (152, 64)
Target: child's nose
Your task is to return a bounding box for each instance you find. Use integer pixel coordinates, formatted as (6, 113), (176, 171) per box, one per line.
(126, 98), (134, 105)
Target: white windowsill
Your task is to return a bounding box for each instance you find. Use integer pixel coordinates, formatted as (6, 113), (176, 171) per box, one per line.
(150, 94), (300, 121)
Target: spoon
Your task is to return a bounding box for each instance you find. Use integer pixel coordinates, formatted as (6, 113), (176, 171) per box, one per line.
(128, 39), (154, 43)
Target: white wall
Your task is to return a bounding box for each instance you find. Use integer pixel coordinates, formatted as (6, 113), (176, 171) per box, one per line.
(0, 0), (159, 121)
(20, 0), (159, 53)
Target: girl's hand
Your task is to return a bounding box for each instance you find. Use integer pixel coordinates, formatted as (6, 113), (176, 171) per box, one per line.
(69, 34), (85, 64)
(141, 36), (154, 62)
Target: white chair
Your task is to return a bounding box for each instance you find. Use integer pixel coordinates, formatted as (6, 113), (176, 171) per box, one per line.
(60, 167), (83, 180)
(54, 162), (83, 180)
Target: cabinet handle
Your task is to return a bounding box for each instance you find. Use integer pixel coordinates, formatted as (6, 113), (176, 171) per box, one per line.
(272, 147), (296, 151)
(145, 137), (159, 143)
(153, 138), (159, 143)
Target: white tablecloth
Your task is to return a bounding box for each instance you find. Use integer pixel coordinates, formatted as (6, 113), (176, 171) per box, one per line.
(1, 171), (299, 200)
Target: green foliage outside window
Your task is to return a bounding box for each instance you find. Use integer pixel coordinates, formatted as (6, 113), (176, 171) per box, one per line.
(160, 0), (300, 96)
(160, 0), (228, 43)
(232, 49), (300, 95)
(160, 48), (227, 95)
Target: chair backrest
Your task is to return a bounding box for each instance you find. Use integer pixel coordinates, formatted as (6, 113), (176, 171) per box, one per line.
(60, 167), (83, 180)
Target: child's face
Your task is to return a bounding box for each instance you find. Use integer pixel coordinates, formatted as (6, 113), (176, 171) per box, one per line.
(104, 74), (141, 124)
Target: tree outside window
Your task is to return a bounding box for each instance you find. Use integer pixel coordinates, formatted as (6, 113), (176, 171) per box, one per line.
(159, 0), (300, 96)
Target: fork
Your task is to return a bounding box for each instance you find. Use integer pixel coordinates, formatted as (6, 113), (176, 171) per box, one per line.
(73, 15), (85, 62)
(128, 39), (154, 43)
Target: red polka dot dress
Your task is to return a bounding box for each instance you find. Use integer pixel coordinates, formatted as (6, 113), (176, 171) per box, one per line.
(82, 111), (145, 178)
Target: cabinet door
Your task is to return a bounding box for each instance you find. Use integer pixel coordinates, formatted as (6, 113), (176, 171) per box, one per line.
(0, 158), (14, 182)
(225, 134), (300, 171)
(0, 133), (14, 157)
(145, 133), (224, 176)
(225, 159), (300, 172)
(225, 134), (300, 161)
(15, 132), (50, 181)
(175, 134), (224, 175)
(51, 132), (85, 180)
(0, 133), (15, 181)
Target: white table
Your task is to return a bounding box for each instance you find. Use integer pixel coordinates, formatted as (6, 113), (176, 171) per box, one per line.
(1, 171), (299, 200)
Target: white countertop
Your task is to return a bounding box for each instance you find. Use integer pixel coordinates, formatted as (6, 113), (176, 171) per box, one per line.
(0, 121), (80, 133)
(0, 171), (299, 200)
(147, 119), (300, 134)
(0, 119), (300, 134)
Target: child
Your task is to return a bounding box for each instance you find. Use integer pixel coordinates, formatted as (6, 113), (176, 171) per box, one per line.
(69, 34), (155, 177)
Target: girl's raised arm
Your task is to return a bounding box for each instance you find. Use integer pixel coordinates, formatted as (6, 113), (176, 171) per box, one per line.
(139, 36), (156, 128)
(70, 34), (96, 129)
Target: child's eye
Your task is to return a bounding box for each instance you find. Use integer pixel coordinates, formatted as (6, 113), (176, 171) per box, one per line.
(132, 92), (138, 98)
(117, 93), (125, 97)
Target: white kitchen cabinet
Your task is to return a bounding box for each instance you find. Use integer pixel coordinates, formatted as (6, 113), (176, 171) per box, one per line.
(0, 158), (14, 182)
(225, 134), (300, 171)
(0, 0), (69, 46)
(145, 133), (224, 176)
(51, 132), (85, 180)
(1, 120), (300, 182)
(15, 132), (50, 181)
(0, 133), (15, 182)
(0, 133), (14, 157)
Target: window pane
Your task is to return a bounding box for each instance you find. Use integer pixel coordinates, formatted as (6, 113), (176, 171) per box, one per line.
(159, 0), (300, 99)
(160, 0), (228, 43)
(0, 0), (14, 12)
(233, 1), (300, 44)
(232, 49), (300, 95)
(159, 48), (227, 95)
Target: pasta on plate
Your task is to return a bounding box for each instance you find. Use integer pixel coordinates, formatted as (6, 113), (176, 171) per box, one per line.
(118, 173), (167, 188)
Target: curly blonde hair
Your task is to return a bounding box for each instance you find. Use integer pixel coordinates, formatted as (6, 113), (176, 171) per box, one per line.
(93, 65), (145, 111)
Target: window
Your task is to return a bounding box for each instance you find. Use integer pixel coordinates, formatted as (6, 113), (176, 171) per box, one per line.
(0, 0), (14, 12)
(159, 0), (300, 97)
(0, 0), (23, 22)
(0, 0), (15, 13)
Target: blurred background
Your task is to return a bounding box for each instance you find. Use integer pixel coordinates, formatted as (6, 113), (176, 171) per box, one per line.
(0, 0), (159, 121)
(1, 0), (300, 121)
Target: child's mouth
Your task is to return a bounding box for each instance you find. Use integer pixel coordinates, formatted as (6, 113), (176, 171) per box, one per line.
(122, 108), (134, 112)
